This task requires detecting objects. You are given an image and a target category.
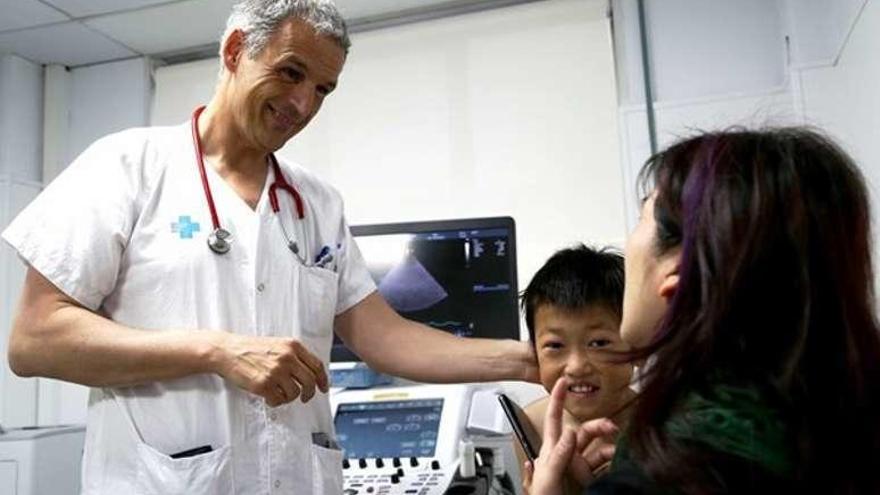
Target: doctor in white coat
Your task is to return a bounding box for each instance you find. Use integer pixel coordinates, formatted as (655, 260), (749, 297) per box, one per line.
(2, 1), (538, 493)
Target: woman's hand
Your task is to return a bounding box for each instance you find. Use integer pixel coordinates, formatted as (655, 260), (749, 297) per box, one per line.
(523, 378), (620, 495)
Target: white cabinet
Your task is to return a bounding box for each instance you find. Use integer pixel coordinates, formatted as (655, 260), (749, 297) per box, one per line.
(0, 425), (85, 495)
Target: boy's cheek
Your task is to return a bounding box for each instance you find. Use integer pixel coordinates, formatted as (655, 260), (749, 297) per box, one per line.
(597, 363), (635, 392)
(537, 359), (565, 391)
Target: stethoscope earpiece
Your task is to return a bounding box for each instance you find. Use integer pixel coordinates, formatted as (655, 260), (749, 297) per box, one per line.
(207, 228), (233, 255)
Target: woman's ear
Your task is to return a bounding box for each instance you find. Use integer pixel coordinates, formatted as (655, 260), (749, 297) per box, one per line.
(222, 29), (246, 73)
(656, 249), (681, 302)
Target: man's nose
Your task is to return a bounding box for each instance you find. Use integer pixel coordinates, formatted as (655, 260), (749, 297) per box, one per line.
(285, 83), (316, 120)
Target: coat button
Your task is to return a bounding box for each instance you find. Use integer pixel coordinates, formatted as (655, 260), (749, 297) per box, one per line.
(257, 283), (266, 292)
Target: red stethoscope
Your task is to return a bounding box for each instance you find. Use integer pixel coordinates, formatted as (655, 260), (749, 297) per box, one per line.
(191, 106), (309, 261)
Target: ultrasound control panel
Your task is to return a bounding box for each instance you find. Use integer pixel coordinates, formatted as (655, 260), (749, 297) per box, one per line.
(332, 385), (475, 495)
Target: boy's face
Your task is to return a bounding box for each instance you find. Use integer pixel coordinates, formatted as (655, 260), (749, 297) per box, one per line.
(535, 304), (633, 422)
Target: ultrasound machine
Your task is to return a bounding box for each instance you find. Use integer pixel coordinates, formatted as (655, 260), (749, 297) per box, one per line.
(330, 217), (522, 495)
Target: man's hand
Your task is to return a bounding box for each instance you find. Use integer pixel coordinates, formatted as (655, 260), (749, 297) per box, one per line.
(520, 341), (541, 383)
(212, 333), (329, 407)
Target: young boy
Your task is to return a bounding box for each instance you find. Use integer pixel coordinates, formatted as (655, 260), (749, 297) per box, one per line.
(515, 245), (634, 493)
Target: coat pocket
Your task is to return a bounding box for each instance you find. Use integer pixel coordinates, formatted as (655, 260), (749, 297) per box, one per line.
(311, 442), (344, 494)
(135, 441), (233, 495)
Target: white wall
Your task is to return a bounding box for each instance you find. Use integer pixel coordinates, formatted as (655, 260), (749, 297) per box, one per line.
(612, 0), (798, 228)
(646, 0), (787, 102)
(612, 0), (878, 225)
(0, 55), (43, 182)
(784, 0), (868, 67)
(69, 58), (152, 167)
(796, 0), (879, 183)
(153, 0), (626, 295)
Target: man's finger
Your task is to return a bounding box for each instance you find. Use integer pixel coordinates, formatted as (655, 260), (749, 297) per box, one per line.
(275, 375), (298, 402)
(291, 341), (329, 393)
(288, 364), (317, 403)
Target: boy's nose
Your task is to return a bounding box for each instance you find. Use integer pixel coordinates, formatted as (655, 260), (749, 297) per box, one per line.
(565, 351), (596, 376)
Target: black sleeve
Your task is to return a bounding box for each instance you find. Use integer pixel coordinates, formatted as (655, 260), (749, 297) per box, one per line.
(585, 442), (792, 495)
(585, 462), (664, 495)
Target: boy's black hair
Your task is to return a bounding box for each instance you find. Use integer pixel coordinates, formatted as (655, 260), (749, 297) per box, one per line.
(520, 244), (624, 343)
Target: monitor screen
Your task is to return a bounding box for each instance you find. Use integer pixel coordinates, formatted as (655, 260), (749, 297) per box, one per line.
(333, 217), (519, 362)
(334, 399), (444, 459)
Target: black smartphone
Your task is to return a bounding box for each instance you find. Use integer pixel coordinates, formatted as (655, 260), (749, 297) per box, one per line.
(497, 393), (542, 462)
(170, 445), (213, 459)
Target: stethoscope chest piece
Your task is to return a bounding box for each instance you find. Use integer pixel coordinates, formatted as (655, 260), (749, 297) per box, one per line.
(207, 228), (233, 255)
(191, 106), (308, 259)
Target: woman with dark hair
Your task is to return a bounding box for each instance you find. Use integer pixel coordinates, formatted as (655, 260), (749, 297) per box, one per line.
(526, 128), (880, 494)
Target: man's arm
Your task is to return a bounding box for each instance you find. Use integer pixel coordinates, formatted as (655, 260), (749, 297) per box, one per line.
(334, 292), (539, 383)
(8, 268), (328, 406)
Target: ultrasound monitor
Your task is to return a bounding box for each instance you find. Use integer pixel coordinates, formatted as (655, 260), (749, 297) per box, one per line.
(332, 217), (519, 362)
(334, 399), (443, 459)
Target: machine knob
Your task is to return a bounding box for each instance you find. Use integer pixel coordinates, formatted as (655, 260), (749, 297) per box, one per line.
(396, 468), (404, 477)
(431, 460), (441, 470)
(409, 457), (419, 467)
(393, 457), (402, 468)
(342, 458), (350, 469)
(375, 458), (385, 468)
(343, 489), (358, 495)
(391, 474), (401, 484)
(358, 458), (368, 469)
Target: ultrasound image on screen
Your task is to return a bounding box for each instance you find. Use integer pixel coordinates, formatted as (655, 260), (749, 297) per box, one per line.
(332, 225), (517, 362)
(334, 399), (444, 459)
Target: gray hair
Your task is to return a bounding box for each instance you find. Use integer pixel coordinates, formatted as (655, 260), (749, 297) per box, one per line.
(224, 0), (351, 58)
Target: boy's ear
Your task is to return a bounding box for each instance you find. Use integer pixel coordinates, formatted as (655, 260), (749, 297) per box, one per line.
(656, 249), (681, 301)
(222, 29), (246, 73)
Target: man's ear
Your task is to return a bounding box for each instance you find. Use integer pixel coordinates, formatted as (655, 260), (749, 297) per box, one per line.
(222, 29), (246, 73)
(657, 250), (681, 301)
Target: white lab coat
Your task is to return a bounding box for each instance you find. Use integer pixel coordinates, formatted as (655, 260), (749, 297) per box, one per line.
(2, 122), (376, 494)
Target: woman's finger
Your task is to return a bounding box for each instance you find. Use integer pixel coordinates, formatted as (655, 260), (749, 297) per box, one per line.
(568, 446), (596, 487)
(522, 460), (533, 494)
(542, 377), (569, 448)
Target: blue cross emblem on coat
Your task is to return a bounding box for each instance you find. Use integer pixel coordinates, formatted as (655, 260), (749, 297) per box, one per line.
(171, 216), (201, 239)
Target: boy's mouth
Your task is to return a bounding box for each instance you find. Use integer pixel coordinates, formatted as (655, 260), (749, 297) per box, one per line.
(567, 382), (600, 396)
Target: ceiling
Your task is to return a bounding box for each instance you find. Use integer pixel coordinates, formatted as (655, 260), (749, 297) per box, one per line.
(0, 0), (540, 67)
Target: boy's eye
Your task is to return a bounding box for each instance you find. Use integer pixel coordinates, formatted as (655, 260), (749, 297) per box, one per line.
(588, 338), (612, 348)
(542, 342), (563, 351)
